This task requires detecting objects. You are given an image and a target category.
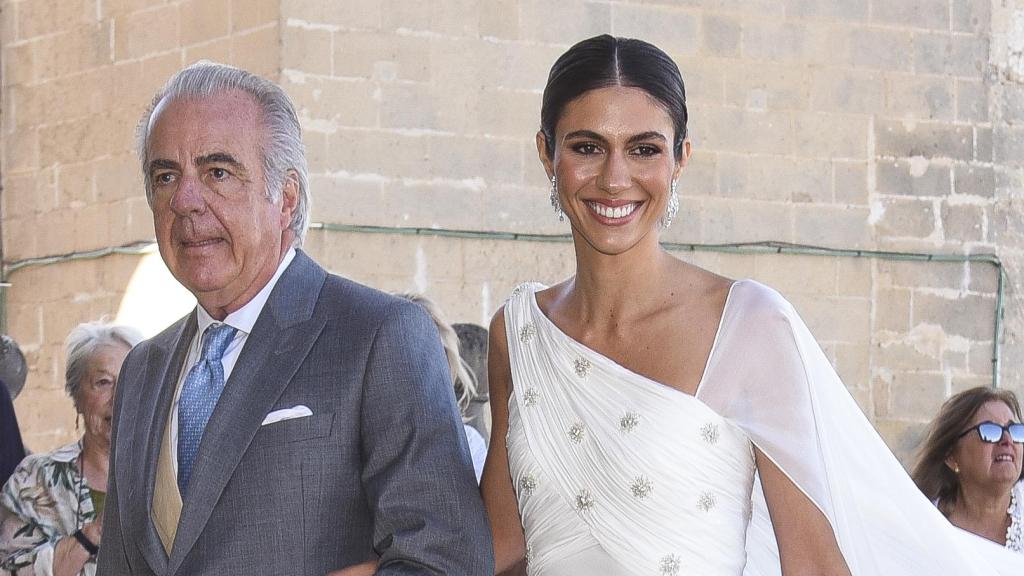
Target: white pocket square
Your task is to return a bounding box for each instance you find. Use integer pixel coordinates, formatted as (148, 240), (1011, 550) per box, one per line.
(261, 405), (313, 426)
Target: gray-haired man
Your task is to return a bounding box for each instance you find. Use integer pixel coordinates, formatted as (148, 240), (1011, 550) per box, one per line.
(98, 62), (493, 575)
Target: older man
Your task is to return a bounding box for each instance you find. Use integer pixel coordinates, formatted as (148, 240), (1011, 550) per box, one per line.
(97, 62), (493, 575)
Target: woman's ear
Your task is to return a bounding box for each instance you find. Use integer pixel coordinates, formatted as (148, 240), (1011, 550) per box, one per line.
(673, 139), (692, 182)
(536, 131), (554, 180)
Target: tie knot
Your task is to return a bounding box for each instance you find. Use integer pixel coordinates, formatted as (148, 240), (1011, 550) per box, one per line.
(200, 323), (237, 362)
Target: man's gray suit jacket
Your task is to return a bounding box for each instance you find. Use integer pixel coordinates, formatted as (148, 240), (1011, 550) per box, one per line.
(97, 250), (494, 575)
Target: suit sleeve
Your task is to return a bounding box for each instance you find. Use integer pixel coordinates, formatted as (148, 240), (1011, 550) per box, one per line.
(95, 347), (140, 575)
(359, 301), (494, 575)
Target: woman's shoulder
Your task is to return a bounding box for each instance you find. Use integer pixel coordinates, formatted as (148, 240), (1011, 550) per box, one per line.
(4, 441), (79, 491)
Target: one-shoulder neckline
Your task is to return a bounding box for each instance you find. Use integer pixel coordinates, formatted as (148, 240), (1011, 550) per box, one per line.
(526, 280), (743, 400)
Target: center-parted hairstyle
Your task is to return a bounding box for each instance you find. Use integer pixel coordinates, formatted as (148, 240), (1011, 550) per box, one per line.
(540, 34), (689, 159)
(136, 61), (311, 247)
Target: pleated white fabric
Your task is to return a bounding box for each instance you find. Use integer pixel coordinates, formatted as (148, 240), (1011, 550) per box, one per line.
(504, 280), (1024, 575)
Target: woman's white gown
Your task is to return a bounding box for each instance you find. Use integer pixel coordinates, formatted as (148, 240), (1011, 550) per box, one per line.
(504, 280), (1024, 575)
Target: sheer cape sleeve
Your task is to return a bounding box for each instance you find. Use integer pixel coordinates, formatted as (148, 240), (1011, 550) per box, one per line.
(697, 280), (1024, 575)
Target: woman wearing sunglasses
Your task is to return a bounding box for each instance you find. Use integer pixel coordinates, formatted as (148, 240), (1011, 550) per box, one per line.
(914, 387), (1024, 552)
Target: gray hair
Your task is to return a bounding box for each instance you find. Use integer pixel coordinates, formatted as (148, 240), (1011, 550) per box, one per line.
(136, 61), (311, 246)
(65, 321), (144, 406)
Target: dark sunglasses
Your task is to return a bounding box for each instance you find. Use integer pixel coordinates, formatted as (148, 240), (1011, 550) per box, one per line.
(957, 421), (1024, 444)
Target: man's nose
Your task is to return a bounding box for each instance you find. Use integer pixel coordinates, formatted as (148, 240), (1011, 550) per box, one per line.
(169, 175), (206, 215)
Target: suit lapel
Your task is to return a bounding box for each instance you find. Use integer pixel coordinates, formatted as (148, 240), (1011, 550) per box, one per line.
(168, 252), (328, 574)
(135, 314), (196, 576)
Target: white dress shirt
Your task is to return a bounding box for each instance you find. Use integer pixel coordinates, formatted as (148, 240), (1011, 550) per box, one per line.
(168, 248), (296, 475)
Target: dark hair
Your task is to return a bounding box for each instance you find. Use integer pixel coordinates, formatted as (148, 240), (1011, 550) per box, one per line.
(540, 34), (688, 159)
(912, 387), (1024, 509)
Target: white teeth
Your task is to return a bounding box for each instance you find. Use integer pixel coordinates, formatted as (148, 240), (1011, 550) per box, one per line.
(587, 202), (638, 219)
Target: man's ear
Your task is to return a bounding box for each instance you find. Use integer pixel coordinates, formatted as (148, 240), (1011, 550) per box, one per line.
(280, 171), (300, 223)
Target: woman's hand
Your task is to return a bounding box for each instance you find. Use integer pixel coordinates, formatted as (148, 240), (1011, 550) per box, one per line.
(327, 560), (377, 576)
(52, 519), (102, 576)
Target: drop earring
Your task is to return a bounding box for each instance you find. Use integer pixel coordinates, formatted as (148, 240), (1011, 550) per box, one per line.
(550, 175), (565, 222)
(660, 179), (679, 229)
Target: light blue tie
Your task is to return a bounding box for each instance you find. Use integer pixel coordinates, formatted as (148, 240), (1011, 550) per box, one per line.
(177, 323), (237, 495)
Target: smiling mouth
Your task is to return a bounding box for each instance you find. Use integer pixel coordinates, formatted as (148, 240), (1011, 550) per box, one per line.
(180, 238), (223, 248)
(995, 454), (1016, 463)
(586, 201), (640, 220)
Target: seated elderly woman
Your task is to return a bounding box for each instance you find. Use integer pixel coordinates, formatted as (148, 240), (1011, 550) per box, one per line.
(914, 386), (1024, 551)
(0, 321), (143, 576)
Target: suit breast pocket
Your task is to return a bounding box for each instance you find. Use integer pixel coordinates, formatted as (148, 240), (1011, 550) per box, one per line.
(252, 412), (335, 448)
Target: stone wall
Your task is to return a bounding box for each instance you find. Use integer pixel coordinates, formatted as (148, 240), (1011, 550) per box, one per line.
(3, 0), (1021, 465)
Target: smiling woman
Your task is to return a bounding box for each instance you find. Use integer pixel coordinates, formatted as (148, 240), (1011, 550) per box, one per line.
(0, 321), (143, 576)
(480, 34), (1024, 576)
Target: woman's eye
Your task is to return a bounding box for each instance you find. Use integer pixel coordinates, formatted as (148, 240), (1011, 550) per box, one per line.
(632, 145), (661, 157)
(95, 378), (114, 388)
(572, 143), (601, 155)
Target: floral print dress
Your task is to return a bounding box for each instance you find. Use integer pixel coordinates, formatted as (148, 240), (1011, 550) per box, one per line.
(0, 441), (97, 576)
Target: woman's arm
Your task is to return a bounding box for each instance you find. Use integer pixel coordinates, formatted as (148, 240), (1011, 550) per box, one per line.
(481, 308), (528, 573)
(755, 448), (851, 576)
(0, 478), (96, 576)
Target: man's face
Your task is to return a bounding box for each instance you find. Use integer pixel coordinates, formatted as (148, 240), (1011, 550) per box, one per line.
(146, 90), (297, 318)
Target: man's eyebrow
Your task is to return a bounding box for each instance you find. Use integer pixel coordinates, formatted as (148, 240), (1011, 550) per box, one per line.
(147, 158), (180, 173)
(196, 152), (247, 173)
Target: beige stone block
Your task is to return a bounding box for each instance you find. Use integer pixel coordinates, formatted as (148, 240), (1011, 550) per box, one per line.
(121, 197), (157, 242)
(479, 184), (563, 235)
(835, 342), (871, 389)
(876, 340), (942, 372)
(700, 198), (793, 244)
(282, 24), (332, 75)
(3, 172), (40, 218)
(7, 303), (43, 348)
(967, 261), (1000, 294)
(4, 42), (36, 86)
(475, 89), (541, 139)
(975, 127), (992, 163)
(499, 43), (565, 92)
(836, 256), (871, 297)
(833, 161), (869, 205)
(871, 0), (949, 30)
(941, 203), (985, 244)
(886, 74), (955, 122)
(301, 130), (330, 174)
(874, 287), (912, 332)
(956, 79), (988, 123)
(385, 181), (485, 231)
(73, 203), (113, 252)
(114, 5), (181, 61)
(873, 418), (928, 468)
(750, 156), (832, 203)
(675, 56), (726, 106)
(913, 292), (995, 341)
(288, 76), (378, 129)
(232, 0), (278, 32)
(284, 0), (381, 30)
(873, 197), (935, 239)
(781, 0), (868, 21)
(810, 68), (885, 114)
(332, 31), (430, 82)
(3, 216), (38, 262)
(701, 14), (740, 58)
(56, 161), (97, 209)
(16, 384), (79, 452)
(877, 259), (963, 291)
(874, 119), (973, 161)
(5, 128), (39, 173)
(36, 22), (114, 79)
(93, 154), (145, 204)
(752, 253), (836, 296)
(846, 25), (912, 72)
(378, 81), (441, 131)
(610, 4), (699, 58)
(914, 33), (988, 79)
(184, 37), (232, 64)
(952, 163), (994, 198)
(875, 159), (951, 198)
(742, 19), (821, 64)
(479, 1), (518, 40)
(788, 295), (869, 343)
(16, 0), (96, 39)
(179, 0), (231, 45)
(793, 204), (872, 248)
(723, 61), (811, 111)
(952, 0), (991, 34)
(699, 105), (794, 155)
(888, 370), (948, 421)
(230, 25), (279, 79)
(381, 0), (478, 36)
(100, 0), (167, 18)
(308, 175), (385, 226)
(679, 150), (716, 197)
(793, 111), (869, 159)
(969, 342), (997, 375)
(519, 0), (610, 45)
